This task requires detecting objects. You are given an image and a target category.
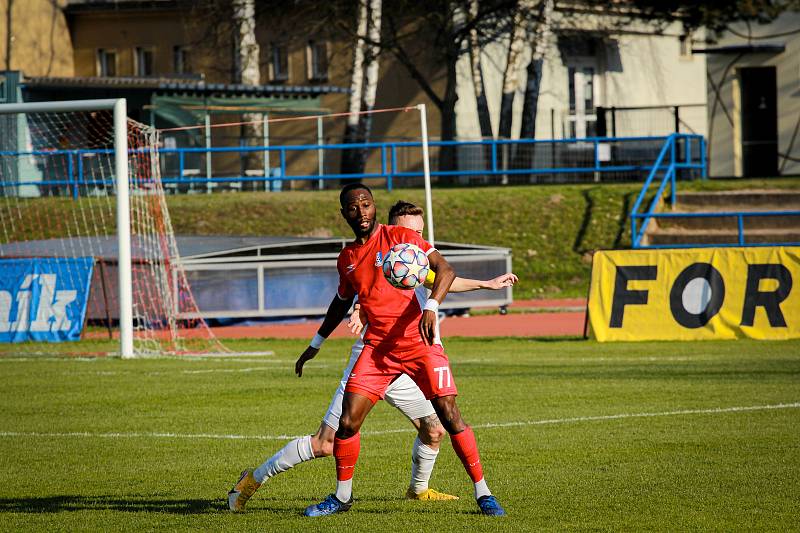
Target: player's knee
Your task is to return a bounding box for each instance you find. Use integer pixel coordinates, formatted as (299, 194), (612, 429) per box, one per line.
(418, 416), (447, 445)
(440, 416), (466, 435)
(337, 414), (360, 439)
(426, 425), (447, 446)
(434, 403), (467, 434)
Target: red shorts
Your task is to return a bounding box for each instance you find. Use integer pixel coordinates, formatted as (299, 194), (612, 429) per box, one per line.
(344, 342), (458, 403)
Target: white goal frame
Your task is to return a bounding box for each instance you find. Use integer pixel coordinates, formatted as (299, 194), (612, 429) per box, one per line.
(0, 98), (134, 358)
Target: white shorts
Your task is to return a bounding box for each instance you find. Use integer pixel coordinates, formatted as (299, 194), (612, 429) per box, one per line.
(322, 338), (436, 431)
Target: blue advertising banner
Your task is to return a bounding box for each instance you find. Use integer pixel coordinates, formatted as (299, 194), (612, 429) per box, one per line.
(0, 258), (94, 343)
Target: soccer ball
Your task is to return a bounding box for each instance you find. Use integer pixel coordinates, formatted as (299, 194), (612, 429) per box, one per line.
(382, 243), (430, 290)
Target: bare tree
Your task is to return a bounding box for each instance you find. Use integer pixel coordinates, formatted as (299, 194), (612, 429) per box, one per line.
(373, 1), (516, 171)
(468, 0), (494, 139)
(232, 0), (263, 190)
(340, 0), (383, 176)
(340, 0), (370, 175)
(497, 0), (531, 139)
(519, 0), (554, 139)
(4, 0), (13, 71)
(358, 0), (382, 167)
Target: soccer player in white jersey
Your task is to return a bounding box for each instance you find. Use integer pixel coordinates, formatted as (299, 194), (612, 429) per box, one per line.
(228, 200), (517, 512)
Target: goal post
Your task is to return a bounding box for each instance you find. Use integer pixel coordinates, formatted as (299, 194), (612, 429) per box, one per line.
(0, 98), (222, 357)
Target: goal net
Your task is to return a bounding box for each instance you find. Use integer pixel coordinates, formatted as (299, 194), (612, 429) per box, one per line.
(0, 99), (224, 356)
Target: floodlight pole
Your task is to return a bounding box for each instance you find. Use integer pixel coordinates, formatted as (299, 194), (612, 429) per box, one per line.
(114, 98), (134, 359)
(417, 104), (435, 246)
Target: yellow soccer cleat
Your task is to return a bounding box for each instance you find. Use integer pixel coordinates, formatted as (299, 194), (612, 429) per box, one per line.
(227, 469), (261, 512)
(406, 487), (459, 501)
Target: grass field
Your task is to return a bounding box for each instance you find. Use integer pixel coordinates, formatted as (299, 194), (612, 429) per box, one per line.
(1, 337), (799, 531)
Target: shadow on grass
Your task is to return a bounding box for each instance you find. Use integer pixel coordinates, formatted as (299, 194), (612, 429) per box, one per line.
(0, 495), (226, 514)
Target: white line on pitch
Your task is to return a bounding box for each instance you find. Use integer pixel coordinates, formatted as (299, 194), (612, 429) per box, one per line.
(1, 402), (798, 442)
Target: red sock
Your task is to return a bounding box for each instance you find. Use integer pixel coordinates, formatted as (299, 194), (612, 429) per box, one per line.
(334, 433), (361, 481)
(450, 426), (484, 483)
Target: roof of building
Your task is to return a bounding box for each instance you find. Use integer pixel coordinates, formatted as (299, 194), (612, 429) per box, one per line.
(21, 75), (349, 98)
(65, 0), (182, 12)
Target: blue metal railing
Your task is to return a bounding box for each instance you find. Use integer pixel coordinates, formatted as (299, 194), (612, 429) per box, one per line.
(631, 134), (800, 248)
(0, 135), (706, 197)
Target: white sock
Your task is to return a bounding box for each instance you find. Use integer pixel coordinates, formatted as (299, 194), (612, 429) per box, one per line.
(474, 478), (491, 499)
(253, 435), (315, 483)
(409, 437), (439, 494)
(335, 479), (353, 502)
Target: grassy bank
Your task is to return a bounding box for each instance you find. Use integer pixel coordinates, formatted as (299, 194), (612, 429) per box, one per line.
(3, 178), (797, 299)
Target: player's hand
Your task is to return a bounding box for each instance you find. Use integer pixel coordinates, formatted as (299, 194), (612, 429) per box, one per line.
(419, 310), (437, 345)
(347, 303), (366, 335)
(295, 346), (319, 377)
(484, 272), (518, 290)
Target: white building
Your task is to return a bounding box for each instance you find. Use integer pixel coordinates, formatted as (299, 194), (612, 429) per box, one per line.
(455, 16), (707, 141)
(701, 11), (800, 178)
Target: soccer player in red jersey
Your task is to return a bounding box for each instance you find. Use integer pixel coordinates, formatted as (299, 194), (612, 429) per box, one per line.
(299, 183), (506, 517)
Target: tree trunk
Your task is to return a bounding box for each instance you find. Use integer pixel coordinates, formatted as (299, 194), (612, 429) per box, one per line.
(355, 0), (382, 172)
(517, 0), (553, 180)
(340, 0), (369, 178)
(4, 0), (13, 71)
(469, 0), (492, 139)
(520, 0), (554, 140)
(497, 2), (529, 140)
(232, 0), (263, 191)
(438, 48), (459, 175)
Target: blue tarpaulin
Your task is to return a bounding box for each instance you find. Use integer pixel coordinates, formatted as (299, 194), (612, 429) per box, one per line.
(0, 257), (94, 343)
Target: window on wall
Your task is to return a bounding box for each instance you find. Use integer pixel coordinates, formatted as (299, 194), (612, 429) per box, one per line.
(97, 49), (117, 77)
(135, 47), (156, 76)
(270, 43), (289, 81)
(566, 65), (597, 138)
(307, 39), (328, 81)
(173, 45), (192, 74)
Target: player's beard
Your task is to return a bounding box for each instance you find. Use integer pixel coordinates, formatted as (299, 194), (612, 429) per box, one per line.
(350, 216), (376, 239)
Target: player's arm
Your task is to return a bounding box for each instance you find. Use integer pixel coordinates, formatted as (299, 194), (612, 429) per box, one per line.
(295, 293), (354, 377)
(424, 271), (519, 293)
(420, 251), (455, 345)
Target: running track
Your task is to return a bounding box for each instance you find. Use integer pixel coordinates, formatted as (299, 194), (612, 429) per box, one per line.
(208, 299), (587, 339)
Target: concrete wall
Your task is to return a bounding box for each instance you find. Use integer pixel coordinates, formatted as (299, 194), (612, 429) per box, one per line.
(706, 12), (800, 177)
(0, 0), (73, 76)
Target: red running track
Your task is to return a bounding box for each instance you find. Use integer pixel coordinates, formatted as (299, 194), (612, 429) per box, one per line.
(208, 309), (587, 340)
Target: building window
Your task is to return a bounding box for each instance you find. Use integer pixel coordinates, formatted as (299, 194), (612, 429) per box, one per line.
(173, 45), (192, 74)
(135, 46), (156, 76)
(270, 43), (289, 81)
(307, 39), (328, 81)
(97, 49), (117, 77)
(566, 65), (597, 138)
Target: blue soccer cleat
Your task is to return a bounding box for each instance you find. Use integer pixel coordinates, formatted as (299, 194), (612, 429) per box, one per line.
(303, 494), (353, 517)
(477, 495), (506, 516)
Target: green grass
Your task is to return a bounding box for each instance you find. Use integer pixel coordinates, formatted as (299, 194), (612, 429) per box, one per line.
(2, 178), (798, 299)
(1, 337), (799, 531)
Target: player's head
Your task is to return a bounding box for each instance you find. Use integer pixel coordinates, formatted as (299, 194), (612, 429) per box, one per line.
(339, 183), (376, 239)
(388, 200), (424, 235)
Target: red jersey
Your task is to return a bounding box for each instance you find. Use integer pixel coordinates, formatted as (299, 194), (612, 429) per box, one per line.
(337, 224), (434, 349)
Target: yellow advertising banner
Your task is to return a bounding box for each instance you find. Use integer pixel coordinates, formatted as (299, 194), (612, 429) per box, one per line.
(588, 247), (800, 341)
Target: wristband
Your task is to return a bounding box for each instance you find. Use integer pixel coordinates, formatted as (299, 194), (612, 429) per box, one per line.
(423, 299), (439, 313)
(310, 333), (326, 350)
